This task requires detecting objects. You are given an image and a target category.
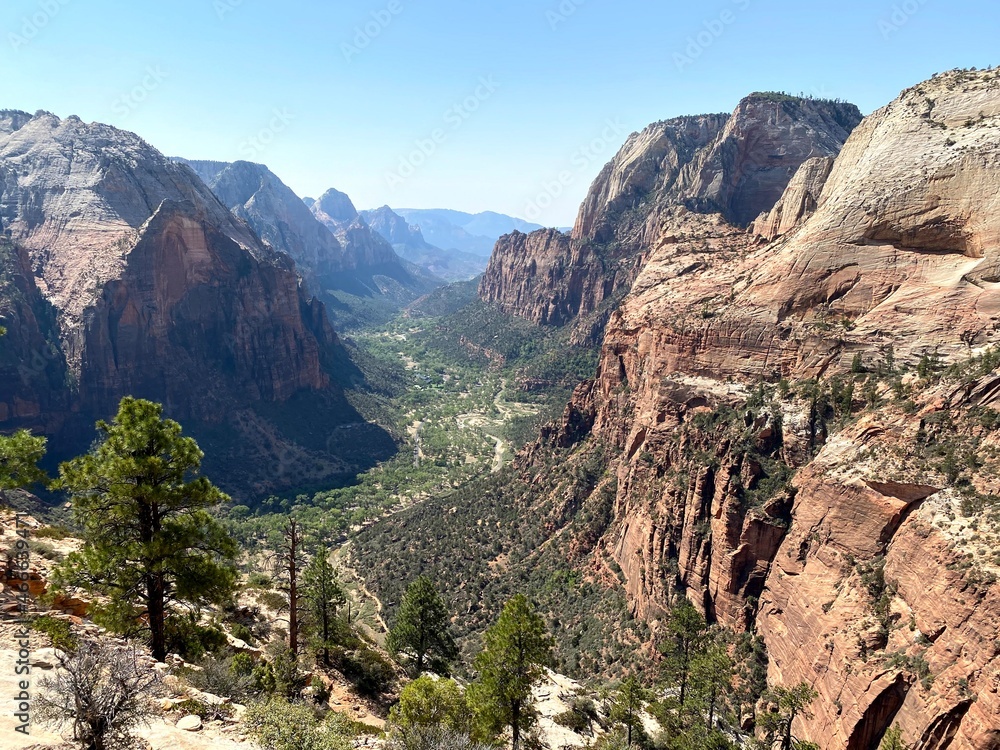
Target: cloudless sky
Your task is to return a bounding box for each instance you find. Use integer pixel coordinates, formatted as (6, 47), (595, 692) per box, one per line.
(1, 0), (997, 226)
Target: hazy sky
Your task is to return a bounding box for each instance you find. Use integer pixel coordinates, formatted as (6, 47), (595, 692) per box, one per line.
(2, 0), (997, 226)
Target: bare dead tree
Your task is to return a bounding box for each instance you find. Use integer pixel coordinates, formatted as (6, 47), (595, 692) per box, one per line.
(36, 638), (159, 750)
(273, 519), (306, 656)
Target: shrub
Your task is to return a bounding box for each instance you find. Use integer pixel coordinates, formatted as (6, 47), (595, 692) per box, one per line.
(335, 645), (396, 697)
(31, 615), (79, 653)
(243, 697), (355, 750)
(37, 639), (159, 750)
(163, 616), (228, 661)
(184, 654), (258, 703)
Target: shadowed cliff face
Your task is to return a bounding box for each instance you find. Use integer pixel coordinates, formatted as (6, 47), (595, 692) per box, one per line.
(506, 70), (1000, 749)
(0, 112), (394, 499)
(478, 95), (863, 334)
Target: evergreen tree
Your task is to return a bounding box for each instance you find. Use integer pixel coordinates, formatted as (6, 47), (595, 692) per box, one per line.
(880, 724), (910, 750)
(660, 599), (707, 708)
(302, 545), (345, 666)
(609, 675), (647, 747)
(689, 639), (735, 730)
(469, 594), (553, 750)
(0, 429), (47, 504)
(388, 576), (458, 674)
(757, 682), (819, 750)
(53, 397), (237, 662)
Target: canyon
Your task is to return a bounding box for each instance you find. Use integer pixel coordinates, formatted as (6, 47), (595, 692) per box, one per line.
(365, 69), (1000, 749)
(0, 111), (394, 497)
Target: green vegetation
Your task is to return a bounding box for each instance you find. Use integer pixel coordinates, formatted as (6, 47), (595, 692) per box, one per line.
(755, 683), (820, 750)
(244, 697), (356, 750)
(303, 546), (347, 666)
(468, 594), (554, 750)
(52, 397), (238, 662)
(609, 676), (648, 747)
(388, 576), (458, 675)
(0, 429), (47, 503)
(880, 724), (911, 750)
(388, 676), (475, 750)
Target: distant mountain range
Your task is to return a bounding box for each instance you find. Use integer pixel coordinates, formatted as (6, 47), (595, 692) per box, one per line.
(384, 208), (546, 258)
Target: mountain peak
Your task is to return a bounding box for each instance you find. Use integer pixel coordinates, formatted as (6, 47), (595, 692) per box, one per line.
(314, 188), (359, 224)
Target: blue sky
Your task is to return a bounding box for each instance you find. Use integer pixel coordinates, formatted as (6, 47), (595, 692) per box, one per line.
(1, 0), (997, 226)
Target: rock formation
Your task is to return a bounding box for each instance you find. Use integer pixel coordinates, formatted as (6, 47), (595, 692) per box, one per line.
(177, 159), (347, 283)
(508, 69), (1000, 748)
(478, 95), (863, 335)
(361, 205), (486, 282)
(0, 111), (393, 497)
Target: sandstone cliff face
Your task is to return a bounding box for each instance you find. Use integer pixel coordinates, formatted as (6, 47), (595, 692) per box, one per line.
(522, 70), (1000, 749)
(311, 188), (400, 270)
(180, 159), (347, 282)
(0, 111), (392, 497)
(479, 95), (861, 332)
(751, 156), (835, 242)
(479, 229), (622, 326)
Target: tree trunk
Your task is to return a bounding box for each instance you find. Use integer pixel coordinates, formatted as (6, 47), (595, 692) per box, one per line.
(147, 571), (167, 662)
(286, 521), (301, 656)
(322, 608), (330, 666)
(511, 701), (521, 750)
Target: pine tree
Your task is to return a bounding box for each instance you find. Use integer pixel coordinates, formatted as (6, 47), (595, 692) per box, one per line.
(689, 639), (734, 729)
(609, 675), (647, 747)
(757, 682), (819, 750)
(53, 397), (237, 662)
(302, 545), (345, 666)
(469, 594), (553, 750)
(660, 599), (707, 708)
(0, 429), (47, 504)
(880, 724), (910, 750)
(388, 576), (458, 674)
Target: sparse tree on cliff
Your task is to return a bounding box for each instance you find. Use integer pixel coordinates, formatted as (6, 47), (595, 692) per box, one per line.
(388, 575), (458, 675)
(756, 682), (819, 750)
(53, 397), (237, 662)
(469, 594), (553, 750)
(880, 725), (910, 750)
(274, 518), (306, 657)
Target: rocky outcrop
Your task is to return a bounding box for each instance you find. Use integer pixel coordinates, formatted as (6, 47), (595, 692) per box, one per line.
(0, 111), (393, 497)
(513, 69), (1000, 749)
(306, 190), (442, 300)
(363, 205), (425, 248)
(751, 156), (835, 241)
(479, 229), (619, 326)
(179, 159), (347, 282)
(480, 95), (862, 332)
